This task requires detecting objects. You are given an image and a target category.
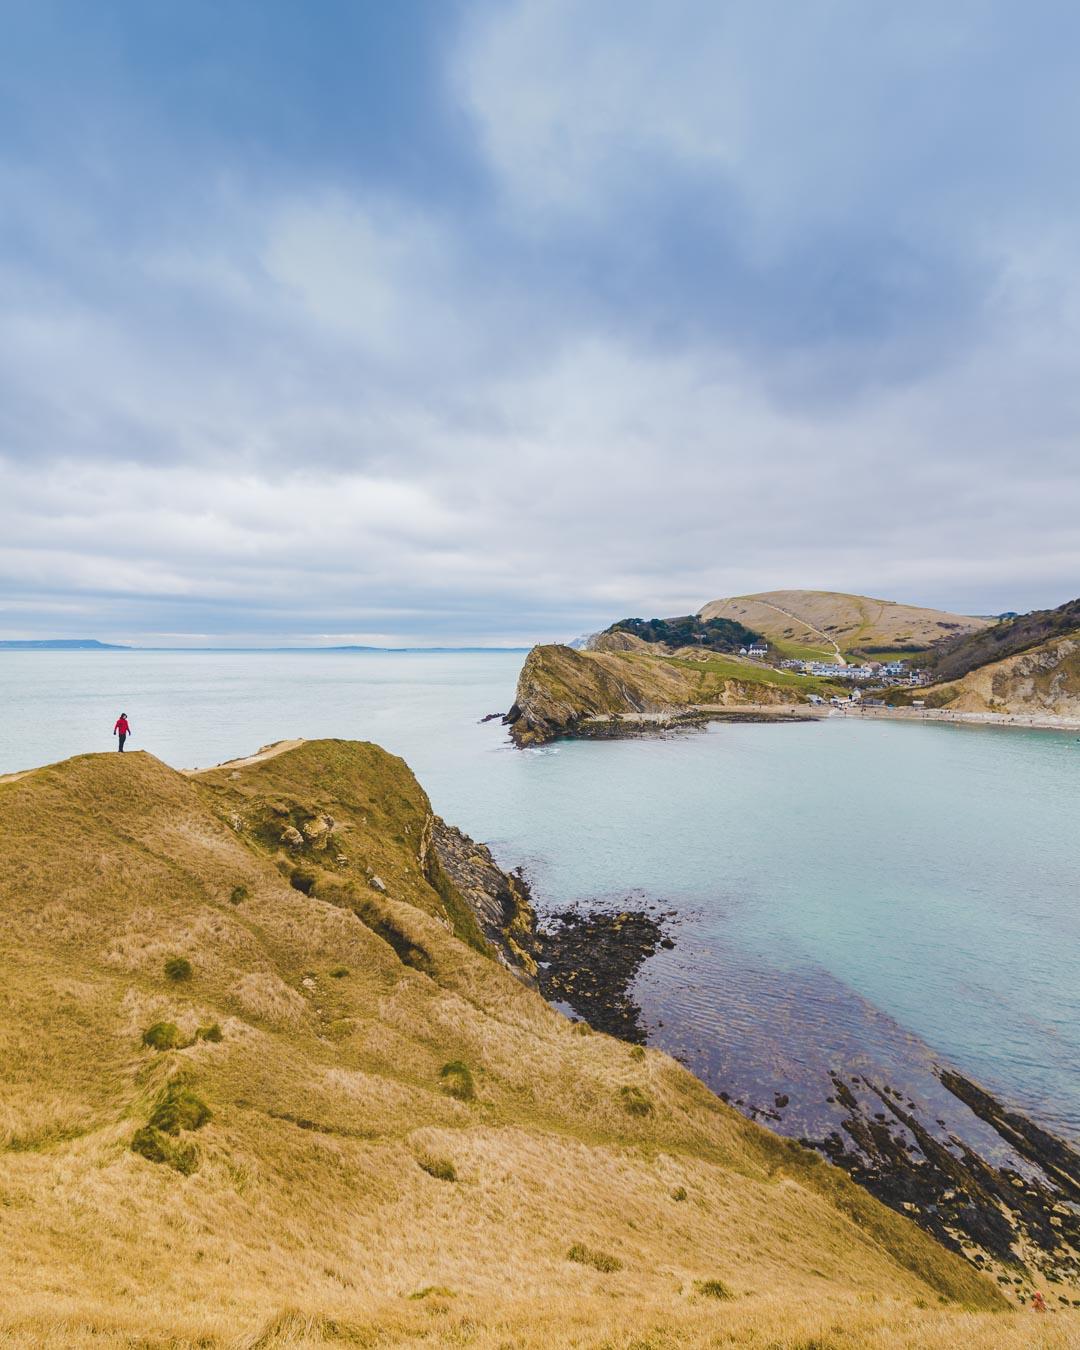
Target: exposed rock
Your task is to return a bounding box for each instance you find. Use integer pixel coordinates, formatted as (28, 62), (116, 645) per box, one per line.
(431, 820), (538, 981)
(280, 825), (304, 848)
(802, 1070), (1080, 1287)
(914, 634), (1080, 716)
(535, 903), (674, 1041)
(368, 873), (387, 892)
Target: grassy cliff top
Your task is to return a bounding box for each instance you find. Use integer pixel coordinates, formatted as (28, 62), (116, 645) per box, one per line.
(1, 740), (1055, 1346)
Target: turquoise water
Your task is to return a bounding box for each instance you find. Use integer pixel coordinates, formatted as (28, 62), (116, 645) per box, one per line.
(2, 649), (1077, 1142)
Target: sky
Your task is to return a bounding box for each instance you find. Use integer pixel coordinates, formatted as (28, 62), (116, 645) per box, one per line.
(2, 0), (1079, 646)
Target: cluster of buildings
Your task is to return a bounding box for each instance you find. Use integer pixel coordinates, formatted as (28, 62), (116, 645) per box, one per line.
(737, 642), (935, 689)
(777, 657), (933, 687)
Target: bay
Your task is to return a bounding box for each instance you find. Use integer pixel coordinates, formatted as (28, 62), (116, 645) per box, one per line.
(2, 648), (1077, 1144)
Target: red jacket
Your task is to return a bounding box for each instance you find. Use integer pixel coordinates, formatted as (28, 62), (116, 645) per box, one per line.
(114, 717), (130, 735)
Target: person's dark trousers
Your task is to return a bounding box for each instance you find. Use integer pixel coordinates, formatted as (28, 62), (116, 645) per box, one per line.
(117, 734), (127, 751)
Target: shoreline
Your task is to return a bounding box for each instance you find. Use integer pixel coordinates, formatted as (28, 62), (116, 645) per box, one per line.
(537, 700), (1080, 743)
(540, 895), (1080, 1291)
(839, 705), (1080, 733)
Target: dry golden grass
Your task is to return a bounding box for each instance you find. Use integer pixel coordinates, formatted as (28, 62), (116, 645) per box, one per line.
(0, 741), (1074, 1348)
(699, 590), (989, 658)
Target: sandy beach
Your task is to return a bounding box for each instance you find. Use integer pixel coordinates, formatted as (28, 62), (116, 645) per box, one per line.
(582, 701), (1080, 736)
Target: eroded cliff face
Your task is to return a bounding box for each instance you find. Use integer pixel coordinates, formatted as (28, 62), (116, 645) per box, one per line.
(505, 644), (693, 745)
(926, 634), (1080, 714)
(506, 644), (804, 745)
(430, 819), (538, 981)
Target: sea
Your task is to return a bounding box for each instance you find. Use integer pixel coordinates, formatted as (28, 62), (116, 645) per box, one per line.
(2, 647), (1077, 1146)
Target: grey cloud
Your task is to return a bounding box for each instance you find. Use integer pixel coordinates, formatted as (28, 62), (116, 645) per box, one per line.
(2, 0), (1079, 640)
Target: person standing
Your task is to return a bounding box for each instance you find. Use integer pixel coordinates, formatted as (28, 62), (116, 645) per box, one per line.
(113, 713), (131, 751)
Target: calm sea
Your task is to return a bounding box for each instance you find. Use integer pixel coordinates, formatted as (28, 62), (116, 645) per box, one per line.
(2, 649), (1077, 1143)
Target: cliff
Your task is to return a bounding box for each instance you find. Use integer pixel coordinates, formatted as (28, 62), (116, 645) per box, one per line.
(902, 632), (1080, 715)
(0, 739), (1027, 1347)
(506, 643), (828, 745)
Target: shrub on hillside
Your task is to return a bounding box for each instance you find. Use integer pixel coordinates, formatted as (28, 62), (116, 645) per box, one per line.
(229, 885), (249, 905)
(195, 1023), (223, 1043)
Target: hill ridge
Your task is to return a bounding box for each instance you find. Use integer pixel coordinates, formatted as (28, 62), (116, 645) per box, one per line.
(699, 589), (990, 661)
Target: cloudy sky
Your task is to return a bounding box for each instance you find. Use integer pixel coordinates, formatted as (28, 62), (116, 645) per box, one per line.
(2, 1), (1079, 645)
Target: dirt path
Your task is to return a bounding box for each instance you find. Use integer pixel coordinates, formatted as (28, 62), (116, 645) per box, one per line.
(183, 739), (306, 777)
(756, 601), (847, 665)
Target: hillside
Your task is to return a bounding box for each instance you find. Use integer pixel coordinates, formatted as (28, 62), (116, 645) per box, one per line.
(892, 632), (1080, 716)
(699, 590), (990, 661)
(506, 644), (834, 745)
(2, 739), (1056, 1348)
(927, 596), (1080, 684)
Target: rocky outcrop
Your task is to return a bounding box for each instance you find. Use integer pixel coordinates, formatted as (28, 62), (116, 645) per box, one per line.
(505, 644), (693, 745)
(506, 643), (811, 745)
(431, 819), (538, 981)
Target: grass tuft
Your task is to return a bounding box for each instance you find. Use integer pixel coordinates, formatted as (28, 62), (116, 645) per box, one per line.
(694, 1278), (734, 1300)
(229, 884), (249, 905)
(195, 1023), (223, 1043)
(163, 955), (192, 982)
(130, 1127), (199, 1175)
(148, 1083), (212, 1135)
(407, 1286), (456, 1300)
(418, 1156), (456, 1182)
(142, 1021), (183, 1051)
(438, 1059), (476, 1102)
(329, 965), (349, 978)
(671, 1186), (688, 1202)
(619, 1085), (654, 1116)
(567, 1243), (623, 1273)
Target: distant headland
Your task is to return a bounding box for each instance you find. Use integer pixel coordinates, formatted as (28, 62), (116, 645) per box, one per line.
(0, 638), (130, 650)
